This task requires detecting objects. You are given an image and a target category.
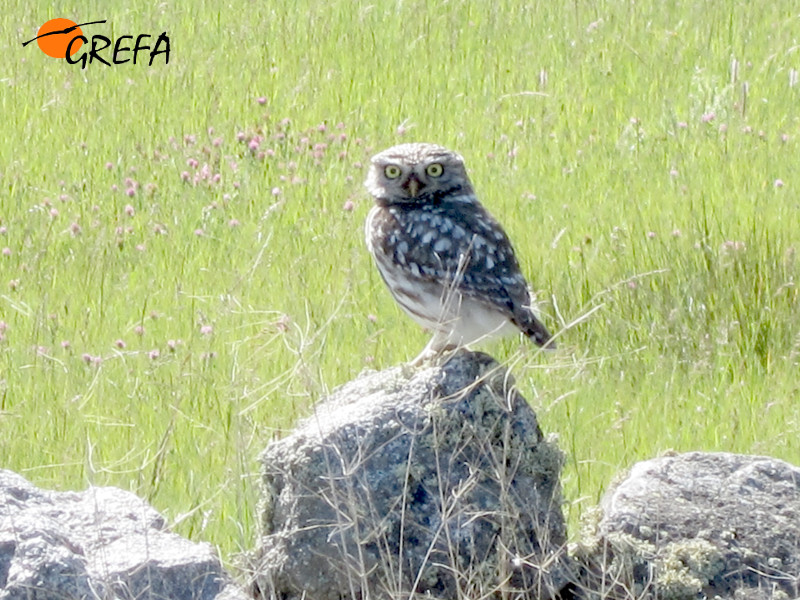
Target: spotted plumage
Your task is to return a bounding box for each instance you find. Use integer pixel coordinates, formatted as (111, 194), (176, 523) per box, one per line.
(364, 142), (555, 362)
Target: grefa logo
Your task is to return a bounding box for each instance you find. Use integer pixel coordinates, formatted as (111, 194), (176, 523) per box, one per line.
(23, 18), (170, 69)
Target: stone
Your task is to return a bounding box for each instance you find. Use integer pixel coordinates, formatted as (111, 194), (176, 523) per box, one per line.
(0, 469), (248, 600)
(575, 451), (800, 600)
(253, 350), (573, 600)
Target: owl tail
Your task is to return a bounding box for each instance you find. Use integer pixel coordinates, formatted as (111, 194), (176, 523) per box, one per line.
(516, 310), (556, 350)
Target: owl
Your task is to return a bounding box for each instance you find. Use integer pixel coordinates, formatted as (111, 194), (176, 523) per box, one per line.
(364, 142), (555, 362)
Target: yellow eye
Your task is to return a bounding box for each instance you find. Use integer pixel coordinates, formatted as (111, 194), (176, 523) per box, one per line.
(426, 163), (444, 177)
(384, 165), (402, 179)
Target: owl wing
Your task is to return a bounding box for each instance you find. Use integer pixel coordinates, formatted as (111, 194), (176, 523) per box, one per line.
(391, 202), (554, 347)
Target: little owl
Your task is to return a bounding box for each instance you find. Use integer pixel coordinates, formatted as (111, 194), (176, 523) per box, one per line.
(364, 142), (555, 362)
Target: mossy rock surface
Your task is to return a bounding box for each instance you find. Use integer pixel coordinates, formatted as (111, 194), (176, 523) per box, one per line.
(254, 350), (572, 600)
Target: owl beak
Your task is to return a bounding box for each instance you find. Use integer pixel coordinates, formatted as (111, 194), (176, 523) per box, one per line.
(403, 175), (423, 198)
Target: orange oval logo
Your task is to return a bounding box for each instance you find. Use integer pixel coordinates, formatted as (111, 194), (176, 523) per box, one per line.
(36, 18), (84, 58)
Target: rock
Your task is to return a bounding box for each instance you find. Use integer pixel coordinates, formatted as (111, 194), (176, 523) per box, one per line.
(0, 469), (248, 600)
(253, 350), (573, 600)
(575, 451), (800, 600)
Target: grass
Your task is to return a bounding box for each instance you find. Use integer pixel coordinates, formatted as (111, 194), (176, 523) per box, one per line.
(1, 0), (799, 578)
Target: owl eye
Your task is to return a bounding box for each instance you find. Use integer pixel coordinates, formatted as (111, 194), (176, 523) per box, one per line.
(426, 163), (444, 177)
(384, 165), (402, 179)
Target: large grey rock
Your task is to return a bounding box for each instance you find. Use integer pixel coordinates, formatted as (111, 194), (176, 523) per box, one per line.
(0, 469), (248, 600)
(575, 452), (800, 600)
(253, 350), (572, 600)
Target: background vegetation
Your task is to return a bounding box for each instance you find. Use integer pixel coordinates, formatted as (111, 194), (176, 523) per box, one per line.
(1, 0), (799, 569)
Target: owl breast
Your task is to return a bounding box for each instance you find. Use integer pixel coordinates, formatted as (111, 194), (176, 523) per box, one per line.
(365, 201), (530, 345)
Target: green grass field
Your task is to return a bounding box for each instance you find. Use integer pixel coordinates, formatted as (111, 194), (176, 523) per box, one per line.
(2, 0), (799, 572)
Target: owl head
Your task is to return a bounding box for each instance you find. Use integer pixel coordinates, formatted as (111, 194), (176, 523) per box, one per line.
(364, 143), (474, 205)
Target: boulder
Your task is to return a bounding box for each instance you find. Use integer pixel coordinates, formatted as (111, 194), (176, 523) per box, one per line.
(253, 350), (573, 600)
(575, 451), (800, 600)
(0, 469), (248, 600)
